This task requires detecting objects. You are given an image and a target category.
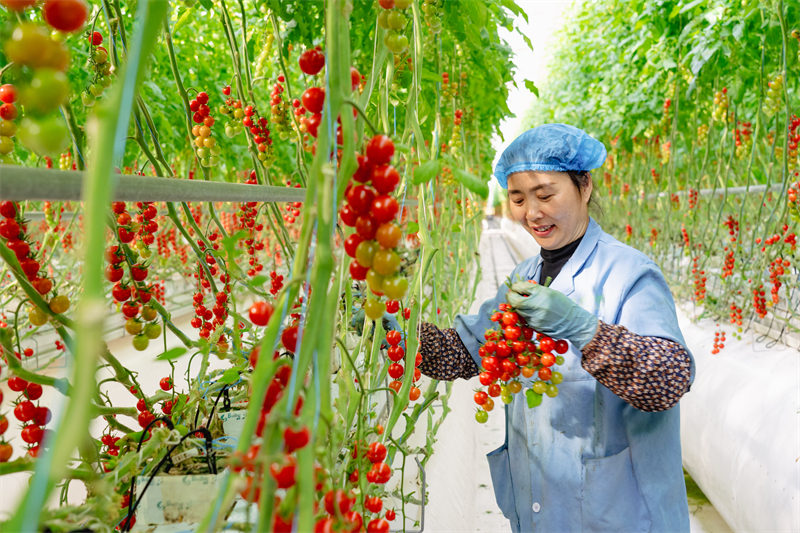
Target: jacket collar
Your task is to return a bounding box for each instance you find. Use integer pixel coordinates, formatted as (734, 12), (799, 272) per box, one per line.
(531, 217), (601, 297)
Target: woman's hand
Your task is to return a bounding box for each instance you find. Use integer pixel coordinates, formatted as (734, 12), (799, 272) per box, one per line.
(505, 281), (599, 350)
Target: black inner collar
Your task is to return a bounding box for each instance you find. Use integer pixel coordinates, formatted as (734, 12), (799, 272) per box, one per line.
(540, 235), (583, 286)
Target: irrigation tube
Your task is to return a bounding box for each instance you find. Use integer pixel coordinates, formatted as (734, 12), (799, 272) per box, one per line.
(614, 183), (785, 202)
(0, 165), (306, 203)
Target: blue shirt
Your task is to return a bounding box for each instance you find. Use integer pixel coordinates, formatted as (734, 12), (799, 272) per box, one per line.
(454, 218), (694, 533)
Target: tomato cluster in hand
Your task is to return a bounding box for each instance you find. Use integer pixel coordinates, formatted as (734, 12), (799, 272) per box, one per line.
(472, 299), (569, 423)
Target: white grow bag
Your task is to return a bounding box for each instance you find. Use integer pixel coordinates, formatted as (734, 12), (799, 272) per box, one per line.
(132, 473), (230, 528)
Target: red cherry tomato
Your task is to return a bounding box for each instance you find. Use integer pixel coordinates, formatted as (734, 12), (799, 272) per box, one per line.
(344, 234), (363, 258)
(385, 330), (402, 346)
(366, 442), (387, 463)
(281, 324), (299, 352)
(0, 85), (17, 104)
(340, 203), (359, 227)
(387, 345), (404, 362)
(370, 165), (400, 194)
(370, 195), (399, 224)
(538, 367), (552, 381)
(349, 261), (370, 280)
(249, 301), (274, 326)
(298, 49), (325, 76)
(540, 352), (555, 367)
(554, 339), (569, 354)
(474, 391), (488, 404)
(302, 87), (325, 114)
(388, 363), (404, 379)
(284, 426), (310, 453)
(43, 0), (88, 32)
(539, 337), (555, 353)
(346, 185), (376, 214)
(366, 135), (394, 165)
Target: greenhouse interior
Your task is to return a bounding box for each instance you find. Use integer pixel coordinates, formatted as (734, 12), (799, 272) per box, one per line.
(0, 0), (798, 532)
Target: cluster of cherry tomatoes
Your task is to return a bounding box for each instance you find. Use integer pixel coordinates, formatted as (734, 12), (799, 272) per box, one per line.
(190, 91), (223, 168)
(385, 329), (422, 403)
(341, 135), (406, 319)
(0, 84), (19, 163)
(473, 302), (568, 423)
(1, 201), (58, 307)
(1, 0), (87, 156)
(5, 373), (51, 461)
(377, 0), (412, 54)
(82, 31), (114, 107)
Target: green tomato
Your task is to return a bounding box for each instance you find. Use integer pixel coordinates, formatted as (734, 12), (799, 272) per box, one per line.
(233, 124), (243, 134)
(225, 126), (235, 138)
(475, 411), (489, 424)
(555, 355), (565, 365)
(82, 92), (96, 107)
(201, 157), (211, 167)
(0, 120), (17, 138)
(0, 136), (14, 156)
(0, 154), (14, 165)
(550, 371), (563, 385)
(132, 334), (149, 351)
(499, 384), (510, 395)
(394, 0), (412, 8)
(381, 275), (408, 300)
(94, 49), (108, 64)
(209, 156), (220, 166)
(209, 145), (222, 156)
(363, 298), (384, 320)
(387, 11), (407, 30)
(196, 147), (209, 159)
(144, 323), (162, 339)
(18, 116), (69, 156)
(355, 239), (379, 268)
(219, 105), (229, 115)
(19, 69), (69, 116)
(545, 384), (559, 398)
(89, 83), (104, 97)
(99, 75), (112, 88)
(377, 10), (391, 29)
(500, 393), (513, 405)
(532, 380), (546, 395)
(385, 32), (409, 53)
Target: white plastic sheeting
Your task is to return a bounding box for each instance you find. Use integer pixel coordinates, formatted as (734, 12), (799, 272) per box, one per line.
(678, 307), (800, 533)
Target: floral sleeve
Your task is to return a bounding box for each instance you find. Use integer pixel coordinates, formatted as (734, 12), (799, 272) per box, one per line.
(581, 321), (692, 412)
(417, 322), (480, 381)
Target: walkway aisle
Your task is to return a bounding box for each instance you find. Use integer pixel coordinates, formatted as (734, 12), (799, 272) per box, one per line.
(425, 218), (518, 533)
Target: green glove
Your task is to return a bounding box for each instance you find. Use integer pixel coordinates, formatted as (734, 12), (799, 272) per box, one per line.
(505, 281), (599, 350)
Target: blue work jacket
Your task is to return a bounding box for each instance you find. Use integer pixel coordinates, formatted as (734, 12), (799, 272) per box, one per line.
(454, 218), (695, 533)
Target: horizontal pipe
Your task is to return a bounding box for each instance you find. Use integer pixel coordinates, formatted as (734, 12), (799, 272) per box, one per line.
(0, 165), (306, 203)
(616, 183), (785, 202)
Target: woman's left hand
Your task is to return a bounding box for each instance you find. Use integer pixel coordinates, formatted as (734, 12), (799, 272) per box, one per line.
(505, 281), (599, 350)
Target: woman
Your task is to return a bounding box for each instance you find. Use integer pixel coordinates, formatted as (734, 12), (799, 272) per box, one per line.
(417, 124), (695, 533)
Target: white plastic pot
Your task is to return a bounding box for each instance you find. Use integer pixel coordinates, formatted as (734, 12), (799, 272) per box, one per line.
(219, 409), (247, 441)
(133, 473), (227, 527)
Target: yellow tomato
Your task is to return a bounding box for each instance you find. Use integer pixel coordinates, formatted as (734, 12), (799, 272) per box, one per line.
(125, 318), (143, 335)
(364, 298), (384, 320)
(372, 249), (401, 276)
(48, 295), (70, 314)
(508, 381), (523, 394)
(141, 306), (158, 322)
(0, 136), (13, 155)
(29, 307), (48, 326)
(366, 268), (385, 295)
(0, 120), (17, 138)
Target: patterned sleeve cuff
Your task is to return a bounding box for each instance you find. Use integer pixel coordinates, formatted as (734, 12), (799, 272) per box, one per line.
(417, 322), (480, 381)
(581, 321), (692, 412)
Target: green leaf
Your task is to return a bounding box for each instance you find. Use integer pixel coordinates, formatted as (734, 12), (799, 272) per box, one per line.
(174, 7), (196, 34)
(412, 159), (440, 185)
(452, 168), (489, 199)
(406, 221), (419, 233)
(197, 0), (213, 11)
(522, 34), (534, 51)
(524, 79), (539, 97)
(156, 347), (188, 361)
(451, 224), (461, 233)
(218, 368), (240, 385)
(249, 275), (269, 287)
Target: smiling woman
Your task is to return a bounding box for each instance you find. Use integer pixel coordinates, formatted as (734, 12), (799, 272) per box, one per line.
(416, 123), (697, 533)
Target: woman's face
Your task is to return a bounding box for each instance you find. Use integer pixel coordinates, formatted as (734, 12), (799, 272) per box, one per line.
(506, 170), (592, 250)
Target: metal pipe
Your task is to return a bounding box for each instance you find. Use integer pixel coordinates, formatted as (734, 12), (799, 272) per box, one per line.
(0, 166), (306, 203)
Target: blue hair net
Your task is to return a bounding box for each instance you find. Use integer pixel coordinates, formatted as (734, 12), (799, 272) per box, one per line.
(494, 124), (607, 189)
